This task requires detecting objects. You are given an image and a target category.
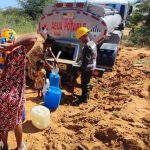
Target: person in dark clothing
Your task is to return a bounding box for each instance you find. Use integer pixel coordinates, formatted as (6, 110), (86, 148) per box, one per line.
(75, 27), (97, 103)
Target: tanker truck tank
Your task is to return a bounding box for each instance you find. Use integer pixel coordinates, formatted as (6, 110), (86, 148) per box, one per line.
(39, 3), (122, 45)
(88, 0), (129, 26)
(101, 13), (122, 34)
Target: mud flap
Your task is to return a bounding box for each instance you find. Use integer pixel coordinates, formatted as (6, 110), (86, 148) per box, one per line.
(96, 43), (119, 71)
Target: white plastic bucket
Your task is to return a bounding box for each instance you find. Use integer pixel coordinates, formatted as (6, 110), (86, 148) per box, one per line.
(31, 105), (50, 130)
(42, 78), (50, 96)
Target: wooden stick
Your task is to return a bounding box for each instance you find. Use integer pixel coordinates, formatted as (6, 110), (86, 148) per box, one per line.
(47, 47), (59, 67)
(44, 59), (53, 70)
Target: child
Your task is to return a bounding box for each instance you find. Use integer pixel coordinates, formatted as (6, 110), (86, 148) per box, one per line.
(34, 60), (46, 98)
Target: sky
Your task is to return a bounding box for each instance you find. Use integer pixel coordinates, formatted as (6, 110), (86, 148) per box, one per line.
(0, 0), (20, 9)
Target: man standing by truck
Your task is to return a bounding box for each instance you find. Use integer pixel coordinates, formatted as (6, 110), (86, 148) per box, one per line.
(75, 27), (97, 103)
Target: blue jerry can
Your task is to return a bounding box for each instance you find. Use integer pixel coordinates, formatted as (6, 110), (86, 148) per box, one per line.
(49, 72), (60, 88)
(44, 86), (62, 110)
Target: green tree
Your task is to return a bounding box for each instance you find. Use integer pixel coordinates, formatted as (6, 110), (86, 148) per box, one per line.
(18, 0), (55, 21)
(0, 7), (36, 33)
(130, 0), (150, 26)
(128, 0), (150, 46)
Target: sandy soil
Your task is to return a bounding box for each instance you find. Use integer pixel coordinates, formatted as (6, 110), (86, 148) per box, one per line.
(8, 29), (150, 150)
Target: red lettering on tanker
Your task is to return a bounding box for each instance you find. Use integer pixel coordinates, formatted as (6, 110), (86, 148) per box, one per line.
(52, 22), (63, 30)
(51, 21), (87, 31)
(64, 22), (83, 31)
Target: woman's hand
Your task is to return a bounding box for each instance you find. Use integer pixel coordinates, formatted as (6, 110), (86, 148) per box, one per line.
(0, 43), (13, 51)
(0, 46), (4, 51)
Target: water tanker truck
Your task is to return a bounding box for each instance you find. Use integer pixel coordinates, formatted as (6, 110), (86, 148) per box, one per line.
(27, 0), (129, 81)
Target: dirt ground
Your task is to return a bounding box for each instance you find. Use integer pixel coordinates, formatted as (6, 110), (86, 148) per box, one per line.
(9, 29), (150, 150)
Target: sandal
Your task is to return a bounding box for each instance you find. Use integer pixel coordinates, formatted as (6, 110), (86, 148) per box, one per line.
(0, 140), (3, 150)
(15, 143), (25, 150)
(1, 146), (10, 150)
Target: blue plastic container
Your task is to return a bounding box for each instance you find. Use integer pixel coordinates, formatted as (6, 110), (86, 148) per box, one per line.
(49, 73), (60, 88)
(0, 38), (6, 44)
(44, 86), (62, 110)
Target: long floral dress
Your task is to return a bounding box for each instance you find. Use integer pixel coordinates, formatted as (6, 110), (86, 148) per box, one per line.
(0, 46), (26, 131)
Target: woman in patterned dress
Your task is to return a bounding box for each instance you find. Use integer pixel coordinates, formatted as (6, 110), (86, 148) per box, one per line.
(0, 35), (37, 150)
